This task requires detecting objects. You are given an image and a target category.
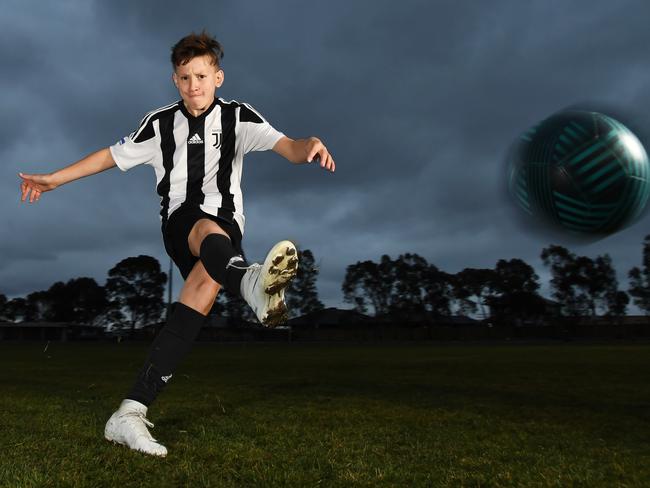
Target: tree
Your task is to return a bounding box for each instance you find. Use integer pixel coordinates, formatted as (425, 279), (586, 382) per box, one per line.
(2, 298), (29, 322)
(286, 249), (324, 318)
(0, 294), (7, 321)
(629, 234), (650, 315)
(590, 254), (623, 316)
(343, 253), (453, 319)
(609, 291), (629, 317)
(493, 258), (540, 294)
(452, 268), (496, 318)
(25, 290), (52, 321)
(342, 254), (430, 316)
(105, 255), (167, 334)
(487, 258), (545, 322)
(390, 253), (429, 315)
(342, 256), (393, 315)
(542, 246), (623, 317)
(34, 278), (108, 324)
(341, 261), (367, 313)
(423, 265), (453, 317)
(42, 281), (68, 321)
(541, 245), (590, 316)
(67, 277), (108, 324)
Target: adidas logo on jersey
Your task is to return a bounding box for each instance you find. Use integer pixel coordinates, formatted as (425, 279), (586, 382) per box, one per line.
(187, 133), (204, 144)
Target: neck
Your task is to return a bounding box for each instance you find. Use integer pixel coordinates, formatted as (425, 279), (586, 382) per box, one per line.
(184, 96), (215, 117)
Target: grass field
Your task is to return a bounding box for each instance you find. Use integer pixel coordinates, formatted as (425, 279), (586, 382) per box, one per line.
(0, 341), (648, 487)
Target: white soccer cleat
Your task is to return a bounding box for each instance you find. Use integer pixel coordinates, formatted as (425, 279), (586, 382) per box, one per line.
(240, 240), (298, 327)
(104, 399), (168, 457)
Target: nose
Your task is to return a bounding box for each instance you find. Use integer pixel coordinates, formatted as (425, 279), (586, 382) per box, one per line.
(189, 77), (198, 92)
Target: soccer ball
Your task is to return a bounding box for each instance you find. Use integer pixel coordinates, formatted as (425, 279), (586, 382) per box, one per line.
(507, 110), (650, 236)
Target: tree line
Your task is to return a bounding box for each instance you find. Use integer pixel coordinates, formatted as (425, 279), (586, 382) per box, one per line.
(0, 256), (167, 334)
(3, 236), (650, 329)
(342, 235), (650, 322)
(0, 250), (324, 332)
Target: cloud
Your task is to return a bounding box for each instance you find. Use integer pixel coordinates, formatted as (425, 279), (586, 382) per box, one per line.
(4, 0), (650, 310)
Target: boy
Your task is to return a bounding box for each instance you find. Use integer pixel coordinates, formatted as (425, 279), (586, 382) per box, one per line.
(19, 31), (335, 457)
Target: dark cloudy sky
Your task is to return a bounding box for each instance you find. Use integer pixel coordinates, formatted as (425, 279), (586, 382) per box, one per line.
(4, 0), (650, 311)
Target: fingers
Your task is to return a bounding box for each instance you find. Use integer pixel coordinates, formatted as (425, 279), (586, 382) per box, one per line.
(20, 180), (36, 203)
(306, 145), (321, 164)
(317, 151), (335, 172)
(20, 180), (29, 202)
(19, 173), (43, 203)
(20, 184), (41, 203)
(30, 189), (42, 203)
(324, 153), (335, 172)
(307, 141), (336, 173)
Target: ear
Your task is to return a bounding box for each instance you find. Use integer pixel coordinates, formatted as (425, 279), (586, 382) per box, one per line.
(215, 69), (224, 88)
(172, 72), (178, 87)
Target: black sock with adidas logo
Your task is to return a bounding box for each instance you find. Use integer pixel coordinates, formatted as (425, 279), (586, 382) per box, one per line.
(127, 302), (206, 406)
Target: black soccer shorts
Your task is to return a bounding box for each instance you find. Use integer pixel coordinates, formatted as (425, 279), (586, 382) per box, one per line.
(162, 205), (245, 280)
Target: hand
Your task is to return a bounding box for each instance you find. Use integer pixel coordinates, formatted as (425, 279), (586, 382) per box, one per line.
(306, 137), (336, 173)
(19, 172), (57, 203)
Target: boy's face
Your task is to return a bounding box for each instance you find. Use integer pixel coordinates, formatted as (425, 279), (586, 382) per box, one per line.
(173, 54), (224, 115)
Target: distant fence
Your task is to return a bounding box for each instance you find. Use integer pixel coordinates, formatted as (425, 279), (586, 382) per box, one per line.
(1, 320), (649, 343)
(287, 322), (650, 342)
(0, 323), (103, 342)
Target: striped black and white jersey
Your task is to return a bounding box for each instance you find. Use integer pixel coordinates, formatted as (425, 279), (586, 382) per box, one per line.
(109, 98), (284, 234)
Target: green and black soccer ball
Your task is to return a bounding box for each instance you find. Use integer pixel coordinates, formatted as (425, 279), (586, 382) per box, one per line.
(507, 110), (650, 236)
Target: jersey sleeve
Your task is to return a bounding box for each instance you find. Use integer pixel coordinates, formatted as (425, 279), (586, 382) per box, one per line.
(109, 113), (159, 171)
(239, 103), (285, 154)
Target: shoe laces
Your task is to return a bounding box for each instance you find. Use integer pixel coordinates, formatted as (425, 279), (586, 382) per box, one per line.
(248, 263), (262, 285)
(122, 411), (157, 439)
(241, 263), (262, 307)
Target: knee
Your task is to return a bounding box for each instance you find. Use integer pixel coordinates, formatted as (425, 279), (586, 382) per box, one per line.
(189, 220), (229, 257)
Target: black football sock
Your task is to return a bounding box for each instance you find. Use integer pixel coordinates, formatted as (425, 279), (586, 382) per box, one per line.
(126, 302), (206, 407)
(200, 233), (247, 296)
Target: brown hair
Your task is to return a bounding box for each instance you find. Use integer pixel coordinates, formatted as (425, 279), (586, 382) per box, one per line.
(171, 30), (224, 69)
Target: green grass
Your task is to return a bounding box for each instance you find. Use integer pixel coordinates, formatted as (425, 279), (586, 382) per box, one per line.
(0, 341), (648, 487)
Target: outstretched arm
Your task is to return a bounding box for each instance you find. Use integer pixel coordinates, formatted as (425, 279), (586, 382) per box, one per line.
(272, 136), (335, 173)
(19, 147), (117, 203)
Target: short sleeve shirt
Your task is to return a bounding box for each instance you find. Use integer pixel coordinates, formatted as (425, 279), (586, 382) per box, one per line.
(109, 98), (284, 234)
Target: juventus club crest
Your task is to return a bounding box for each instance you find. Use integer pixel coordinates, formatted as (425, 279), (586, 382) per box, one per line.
(212, 129), (222, 149)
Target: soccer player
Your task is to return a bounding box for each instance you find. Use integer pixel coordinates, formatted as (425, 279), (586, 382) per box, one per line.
(18, 31), (335, 457)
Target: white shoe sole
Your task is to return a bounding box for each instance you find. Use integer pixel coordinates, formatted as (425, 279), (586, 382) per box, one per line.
(260, 240), (298, 327)
(104, 418), (167, 457)
(104, 434), (168, 457)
